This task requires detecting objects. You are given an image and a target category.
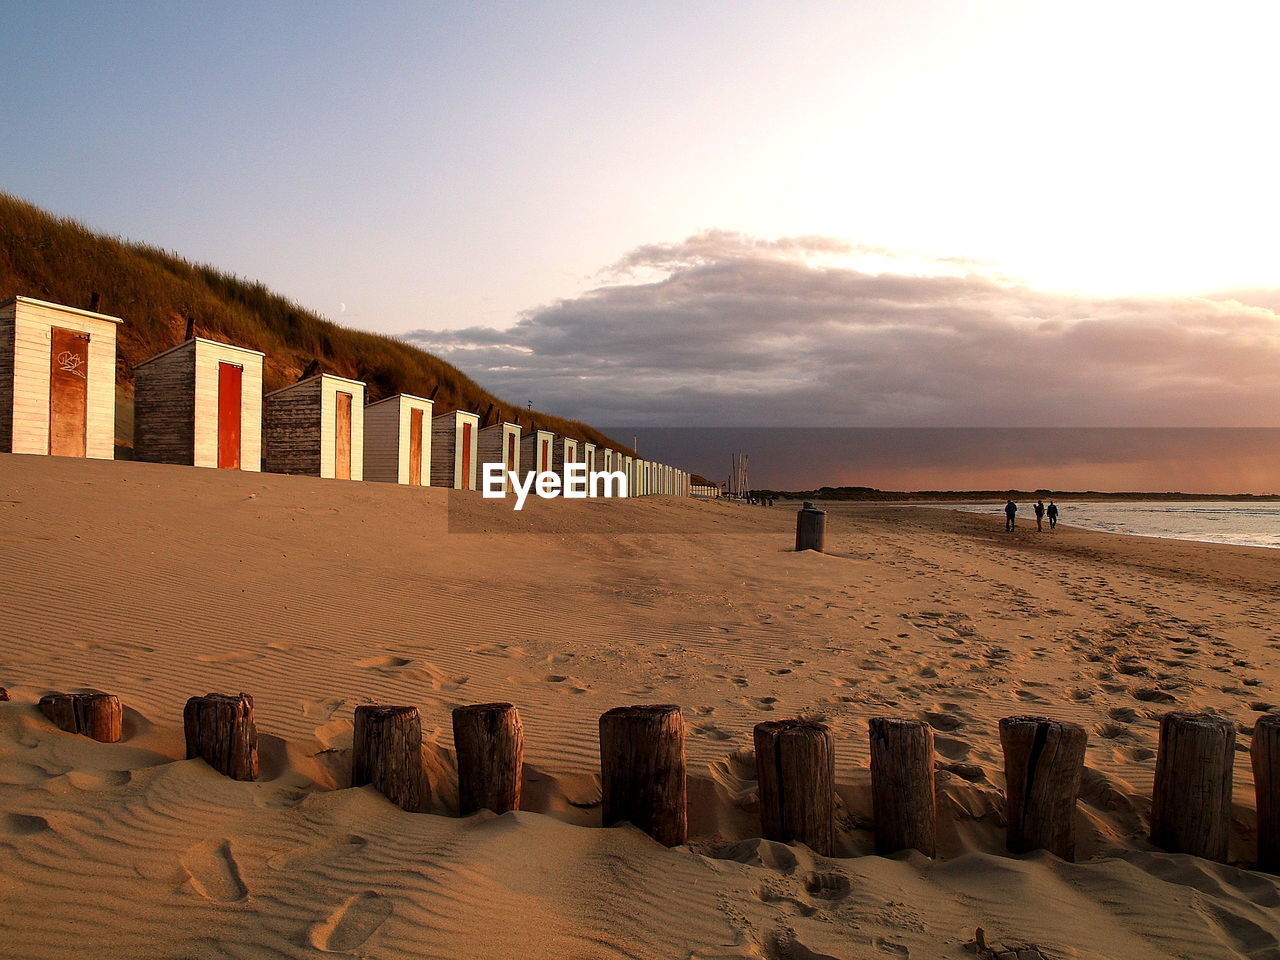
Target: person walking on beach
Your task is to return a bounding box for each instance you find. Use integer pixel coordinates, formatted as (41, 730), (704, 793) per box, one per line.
(1004, 499), (1017, 531)
(1034, 499), (1045, 532)
(1048, 500), (1059, 530)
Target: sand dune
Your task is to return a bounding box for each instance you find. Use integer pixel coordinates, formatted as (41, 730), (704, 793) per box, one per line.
(1, 454), (1278, 959)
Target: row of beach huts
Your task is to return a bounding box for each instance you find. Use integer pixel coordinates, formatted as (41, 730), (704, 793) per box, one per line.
(0, 296), (697, 496)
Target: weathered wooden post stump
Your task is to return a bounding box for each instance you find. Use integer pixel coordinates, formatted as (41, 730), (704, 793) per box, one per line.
(37, 691), (122, 743)
(183, 692), (259, 781)
(754, 718), (835, 855)
(869, 717), (936, 857)
(1252, 713), (1280, 872)
(1151, 711), (1234, 861)
(0, 687), (10, 701)
(999, 715), (1087, 860)
(599, 705), (687, 847)
(352, 705), (423, 812)
(453, 702), (523, 815)
(795, 501), (826, 553)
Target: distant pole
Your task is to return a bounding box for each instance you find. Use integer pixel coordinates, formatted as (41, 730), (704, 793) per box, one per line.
(795, 501), (826, 552)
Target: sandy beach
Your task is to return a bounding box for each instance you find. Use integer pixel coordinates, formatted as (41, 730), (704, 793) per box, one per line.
(2, 453), (1278, 960)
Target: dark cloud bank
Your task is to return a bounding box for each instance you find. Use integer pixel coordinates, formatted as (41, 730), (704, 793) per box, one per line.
(405, 231), (1280, 430)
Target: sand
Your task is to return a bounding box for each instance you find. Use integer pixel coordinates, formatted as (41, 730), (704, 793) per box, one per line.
(1, 454), (1278, 959)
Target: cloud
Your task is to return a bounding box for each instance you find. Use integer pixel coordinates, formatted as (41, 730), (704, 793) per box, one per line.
(403, 232), (1280, 426)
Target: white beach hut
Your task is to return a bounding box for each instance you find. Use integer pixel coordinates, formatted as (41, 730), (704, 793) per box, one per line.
(363, 393), (433, 485)
(520, 428), (555, 478)
(0, 296), (120, 459)
(431, 408), (481, 490)
(552, 436), (580, 481)
(263, 373), (366, 480)
(477, 420), (521, 491)
(133, 337), (264, 470)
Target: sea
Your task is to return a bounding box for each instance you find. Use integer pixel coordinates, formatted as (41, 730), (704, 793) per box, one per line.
(933, 501), (1280, 550)
(615, 427), (1280, 549)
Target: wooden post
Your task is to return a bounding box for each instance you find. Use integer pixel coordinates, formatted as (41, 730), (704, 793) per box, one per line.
(754, 718), (835, 855)
(352, 705), (422, 812)
(868, 717), (936, 857)
(0, 687), (9, 701)
(795, 502), (826, 552)
(183, 693), (259, 781)
(999, 715), (1087, 860)
(453, 702), (523, 816)
(37, 692), (122, 743)
(1151, 711), (1234, 861)
(599, 705), (687, 847)
(1252, 713), (1280, 872)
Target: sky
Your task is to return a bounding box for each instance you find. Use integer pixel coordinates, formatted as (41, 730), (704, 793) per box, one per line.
(4, 1), (1280, 430)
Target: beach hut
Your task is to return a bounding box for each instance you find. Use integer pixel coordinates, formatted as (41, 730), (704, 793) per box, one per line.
(623, 455), (635, 496)
(582, 442), (598, 475)
(133, 338), (264, 470)
(552, 437), (580, 481)
(601, 448), (614, 474)
(263, 373), (366, 480)
(363, 394), (433, 485)
(520, 428), (555, 478)
(431, 409), (481, 490)
(0, 296), (120, 459)
(477, 420), (521, 491)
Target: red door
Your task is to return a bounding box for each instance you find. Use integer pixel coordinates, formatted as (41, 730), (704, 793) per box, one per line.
(217, 362), (242, 469)
(334, 392), (352, 480)
(460, 420), (473, 489)
(506, 431), (515, 472)
(48, 327), (89, 457)
(540, 438), (549, 471)
(408, 407), (423, 485)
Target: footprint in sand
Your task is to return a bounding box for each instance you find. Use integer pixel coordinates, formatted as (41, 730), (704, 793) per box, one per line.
(309, 890), (392, 952)
(303, 698), (344, 721)
(182, 838), (248, 902)
(355, 655), (412, 670)
(0, 812), (50, 835)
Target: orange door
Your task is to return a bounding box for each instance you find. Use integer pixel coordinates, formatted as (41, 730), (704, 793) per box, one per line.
(334, 391), (352, 480)
(506, 431), (515, 472)
(48, 327), (89, 457)
(408, 407), (423, 485)
(460, 420), (473, 489)
(217, 362), (242, 469)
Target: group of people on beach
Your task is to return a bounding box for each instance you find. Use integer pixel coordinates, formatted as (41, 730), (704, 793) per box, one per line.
(1004, 498), (1057, 532)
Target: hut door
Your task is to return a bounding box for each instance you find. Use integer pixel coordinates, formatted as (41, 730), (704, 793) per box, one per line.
(540, 438), (549, 471)
(506, 431), (516, 472)
(408, 407), (424, 485)
(217, 362), (243, 469)
(48, 327), (89, 457)
(334, 391), (353, 480)
(460, 420), (473, 490)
